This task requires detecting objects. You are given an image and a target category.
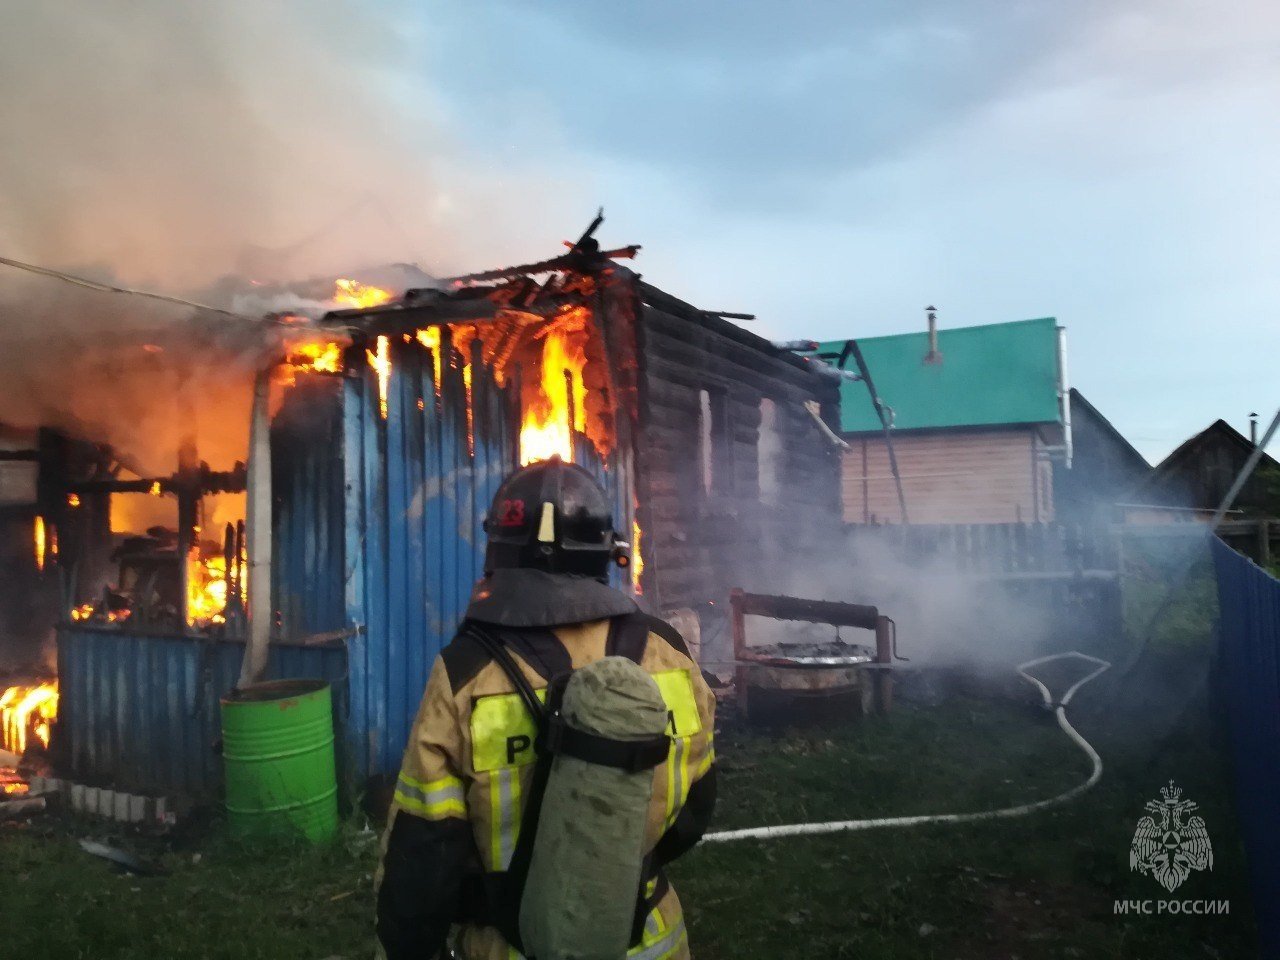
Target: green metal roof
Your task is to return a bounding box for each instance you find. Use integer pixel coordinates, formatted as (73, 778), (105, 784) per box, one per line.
(819, 317), (1062, 433)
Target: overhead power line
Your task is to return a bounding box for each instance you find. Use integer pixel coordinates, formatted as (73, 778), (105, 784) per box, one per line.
(0, 255), (252, 321)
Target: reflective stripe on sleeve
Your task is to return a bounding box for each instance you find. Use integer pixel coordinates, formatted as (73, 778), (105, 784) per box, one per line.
(694, 732), (715, 779)
(628, 918), (686, 960)
(665, 734), (689, 828)
(488, 766), (522, 870)
(393, 773), (465, 819)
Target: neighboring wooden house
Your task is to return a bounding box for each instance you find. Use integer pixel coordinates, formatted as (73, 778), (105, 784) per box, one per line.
(1123, 419), (1280, 523)
(819, 316), (1067, 524)
(1054, 388), (1152, 523)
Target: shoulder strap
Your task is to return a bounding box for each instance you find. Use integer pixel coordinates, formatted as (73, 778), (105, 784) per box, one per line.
(608, 611), (695, 663)
(644, 613), (694, 660)
(605, 611), (652, 663)
(440, 628), (492, 694)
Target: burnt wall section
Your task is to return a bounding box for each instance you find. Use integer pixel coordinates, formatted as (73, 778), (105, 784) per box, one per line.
(633, 284), (841, 615)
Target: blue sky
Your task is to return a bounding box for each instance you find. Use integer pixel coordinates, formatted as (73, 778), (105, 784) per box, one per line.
(3, 0), (1276, 463)
(397, 0), (1279, 462)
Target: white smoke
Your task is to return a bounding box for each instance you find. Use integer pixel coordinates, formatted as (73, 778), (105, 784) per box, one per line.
(0, 0), (593, 469)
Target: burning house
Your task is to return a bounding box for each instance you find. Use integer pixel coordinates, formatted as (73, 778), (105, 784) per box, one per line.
(33, 232), (842, 799)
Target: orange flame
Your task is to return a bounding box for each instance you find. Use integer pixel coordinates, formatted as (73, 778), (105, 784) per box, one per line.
(416, 328), (443, 400)
(287, 340), (343, 374)
(149, 481), (163, 497)
(367, 335), (392, 420)
(187, 548), (231, 627)
(0, 681), (58, 755)
(70, 602), (131, 624)
(67, 493), (81, 508)
(632, 517), (644, 594)
(334, 278), (393, 310)
(519, 326), (589, 465)
(33, 515), (45, 572)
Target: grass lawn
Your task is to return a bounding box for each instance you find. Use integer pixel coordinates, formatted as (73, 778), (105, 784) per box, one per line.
(1, 675), (1255, 959)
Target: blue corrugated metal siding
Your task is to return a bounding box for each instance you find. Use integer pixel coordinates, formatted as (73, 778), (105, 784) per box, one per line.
(1212, 538), (1280, 956)
(57, 626), (346, 797)
(272, 378), (347, 641)
(339, 331), (519, 778)
(327, 327), (634, 779)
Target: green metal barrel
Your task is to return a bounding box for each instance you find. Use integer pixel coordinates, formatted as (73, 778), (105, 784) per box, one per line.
(221, 679), (338, 842)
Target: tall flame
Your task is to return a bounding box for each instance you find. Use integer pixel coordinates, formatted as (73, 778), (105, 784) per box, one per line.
(334, 278), (393, 310)
(0, 681), (58, 755)
(187, 548), (233, 627)
(519, 327), (588, 465)
(632, 517), (644, 594)
(33, 515), (45, 572)
(367, 335), (392, 420)
(416, 328), (443, 400)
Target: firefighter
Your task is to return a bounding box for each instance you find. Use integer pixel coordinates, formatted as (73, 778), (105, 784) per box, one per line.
(376, 457), (716, 960)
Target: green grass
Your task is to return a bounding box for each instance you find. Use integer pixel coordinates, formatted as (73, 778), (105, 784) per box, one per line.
(1, 682), (1255, 959)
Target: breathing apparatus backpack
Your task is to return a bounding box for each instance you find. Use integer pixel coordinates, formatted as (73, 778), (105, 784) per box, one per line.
(464, 618), (671, 960)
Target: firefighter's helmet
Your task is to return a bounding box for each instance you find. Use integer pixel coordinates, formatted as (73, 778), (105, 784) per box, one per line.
(484, 457), (627, 580)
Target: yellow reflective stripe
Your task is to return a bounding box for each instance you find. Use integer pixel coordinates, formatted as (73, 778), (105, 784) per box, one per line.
(487, 766), (522, 870)
(393, 772), (465, 819)
(642, 906), (665, 940)
(628, 919), (686, 959)
(471, 689), (546, 772)
(397, 772), (462, 794)
(664, 732), (691, 828)
(652, 670), (701, 737)
(394, 791), (465, 819)
(694, 734), (715, 778)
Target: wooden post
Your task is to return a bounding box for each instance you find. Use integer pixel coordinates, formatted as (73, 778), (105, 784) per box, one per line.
(874, 615), (893, 714)
(1258, 519), (1271, 568)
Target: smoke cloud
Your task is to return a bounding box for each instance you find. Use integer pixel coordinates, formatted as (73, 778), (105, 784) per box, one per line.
(0, 0), (591, 468)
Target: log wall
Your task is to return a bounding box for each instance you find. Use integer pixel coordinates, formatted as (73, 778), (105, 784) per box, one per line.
(631, 284), (842, 613)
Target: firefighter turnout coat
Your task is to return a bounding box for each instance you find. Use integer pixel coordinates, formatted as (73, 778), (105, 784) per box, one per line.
(376, 609), (717, 960)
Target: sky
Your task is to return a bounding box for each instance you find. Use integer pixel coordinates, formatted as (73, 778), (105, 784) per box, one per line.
(2, 0), (1277, 463)
(404, 0), (1280, 462)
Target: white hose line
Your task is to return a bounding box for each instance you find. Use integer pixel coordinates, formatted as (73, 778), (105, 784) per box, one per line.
(702, 651), (1111, 844)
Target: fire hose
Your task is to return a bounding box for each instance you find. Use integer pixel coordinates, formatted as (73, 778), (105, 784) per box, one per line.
(702, 651), (1111, 843)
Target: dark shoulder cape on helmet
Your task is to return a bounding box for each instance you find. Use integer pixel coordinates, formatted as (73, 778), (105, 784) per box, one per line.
(464, 568), (639, 628)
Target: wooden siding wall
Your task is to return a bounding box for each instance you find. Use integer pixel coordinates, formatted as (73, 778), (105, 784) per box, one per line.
(843, 427), (1055, 525)
(633, 294), (842, 612)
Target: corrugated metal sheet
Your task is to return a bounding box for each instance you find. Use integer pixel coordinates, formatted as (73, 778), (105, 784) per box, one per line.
(57, 625), (346, 797)
(296, 326), (636, 779)
(272, 378), (348, 641)
(1212, 537), (1280, 955)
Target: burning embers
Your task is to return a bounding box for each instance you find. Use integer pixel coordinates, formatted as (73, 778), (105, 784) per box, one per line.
(1, 681), (58, 761)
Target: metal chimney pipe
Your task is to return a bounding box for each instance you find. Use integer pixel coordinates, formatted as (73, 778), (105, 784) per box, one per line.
(924, 306), (942, 365)
(1250, 412), (1259, 445)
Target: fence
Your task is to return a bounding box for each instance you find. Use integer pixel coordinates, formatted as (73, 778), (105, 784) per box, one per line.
(844, 522), (1119, 576)
(1212, 538), (1280, 958)
(58, 625), (348, 798)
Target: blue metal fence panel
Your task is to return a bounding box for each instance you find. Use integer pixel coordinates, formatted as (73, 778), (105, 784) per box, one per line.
(333, 325), (634, 780)
(1211, 537), (1280, 957)
(58, 626), (347, 797)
